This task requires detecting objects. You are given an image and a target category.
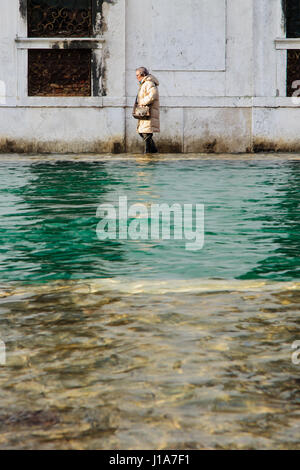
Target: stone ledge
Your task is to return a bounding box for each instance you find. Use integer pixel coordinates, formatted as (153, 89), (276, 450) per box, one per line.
(1, 97), (300, 109)
(15, 37), (105, 49)
(275, 38), (300, 50)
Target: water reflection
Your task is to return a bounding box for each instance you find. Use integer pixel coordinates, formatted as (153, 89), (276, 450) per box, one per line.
(0, 161), (127, 282)
(241, 161), (300, 280)
(0, 157), (300, 282)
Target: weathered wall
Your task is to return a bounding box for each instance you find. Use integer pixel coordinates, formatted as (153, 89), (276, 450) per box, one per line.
(0, 107), (125, 153)
(125, 0), (254, 152)
(0, 1), (18, 103)
(0, 0), (299, 153)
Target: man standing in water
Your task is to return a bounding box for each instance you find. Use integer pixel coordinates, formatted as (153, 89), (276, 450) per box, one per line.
(135, 67), (160, 154)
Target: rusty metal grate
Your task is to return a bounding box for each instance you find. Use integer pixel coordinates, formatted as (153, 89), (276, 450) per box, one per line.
(28, 49), (91, 96)
(287, 50), (300, 97)
(28, 0), (92, 38)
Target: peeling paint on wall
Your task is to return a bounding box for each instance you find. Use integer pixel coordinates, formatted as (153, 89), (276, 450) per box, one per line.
(94, 0), (117, 33)
(98, 48), (111, 96)
(92, 1), (118, 96)
(19, 0), (27, 20)
(281, 0), (287, 34)
(91, 50), (100, 96)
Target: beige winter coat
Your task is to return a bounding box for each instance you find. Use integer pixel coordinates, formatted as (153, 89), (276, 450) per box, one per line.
(136, 74), (160, 134)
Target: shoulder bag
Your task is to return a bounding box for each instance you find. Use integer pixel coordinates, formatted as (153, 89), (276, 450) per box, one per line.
(132, 95), (150, 120)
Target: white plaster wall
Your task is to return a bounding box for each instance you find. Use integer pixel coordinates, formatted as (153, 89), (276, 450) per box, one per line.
(253, 0), (283, 97)
(125, 0), (255, 151)
(126, 0), (226, 98)
(226, 0), (253, 97)
(0, 0), (18, 101)
(253, 107), (300, 150)
(102, 0), (125, 99)
(0, 107), (125, 152)
(126, 71), (226, 99)
(0, 0), (300, 153)
(151, 0), (226, 71)
(183, 108), (252, 153)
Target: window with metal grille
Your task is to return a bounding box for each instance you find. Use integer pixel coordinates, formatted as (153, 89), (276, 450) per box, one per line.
(28, 0), (92, 38)
(285, 0), (300, 96)
(28, 49), (91, 96)
(27, 0), (93, 97)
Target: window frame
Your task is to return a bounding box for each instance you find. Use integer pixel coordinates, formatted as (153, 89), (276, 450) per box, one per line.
(15, 0), (105, 107)
(274, 0), (300, 98)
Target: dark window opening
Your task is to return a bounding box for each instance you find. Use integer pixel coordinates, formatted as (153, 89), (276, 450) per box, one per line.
(28, 0), (93, 38)
(28, 49), (91, 96)
(285, 1), (300, 96)
(285, 0), (300, 38)
(287, 50), (300, 97)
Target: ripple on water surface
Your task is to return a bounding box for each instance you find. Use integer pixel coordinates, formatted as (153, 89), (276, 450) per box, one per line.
(0, 153), (299, 282)
(0, 279), (299, 449)
(0, 154), (299, 449)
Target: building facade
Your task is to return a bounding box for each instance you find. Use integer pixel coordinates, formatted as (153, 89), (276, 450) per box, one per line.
(0, 0), (299, 153)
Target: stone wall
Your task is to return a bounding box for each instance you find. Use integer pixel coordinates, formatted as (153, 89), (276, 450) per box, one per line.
(0, 0), (300, 153)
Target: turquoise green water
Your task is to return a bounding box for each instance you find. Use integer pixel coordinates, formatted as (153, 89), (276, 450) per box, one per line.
(0, 154), (299, 283)
(0, 154), (299, 450)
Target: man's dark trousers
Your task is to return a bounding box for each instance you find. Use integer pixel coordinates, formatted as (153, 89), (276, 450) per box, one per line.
(139, 133), (158, 153)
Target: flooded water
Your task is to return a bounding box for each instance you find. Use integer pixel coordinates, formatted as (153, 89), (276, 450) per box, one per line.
(0, 153), (299, 449)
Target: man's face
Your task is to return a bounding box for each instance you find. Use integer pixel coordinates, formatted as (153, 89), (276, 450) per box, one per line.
(136, 71), (143, 83)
